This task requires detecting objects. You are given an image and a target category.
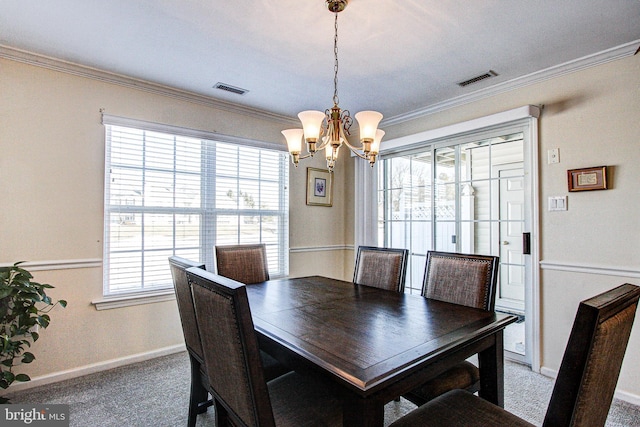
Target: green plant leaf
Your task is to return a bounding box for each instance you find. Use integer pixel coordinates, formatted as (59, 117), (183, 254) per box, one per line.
(15, 374), (30, 382)
(37, 316), (50, 328)
(2, 371), (14, 383)
(1, 263), (64, 389)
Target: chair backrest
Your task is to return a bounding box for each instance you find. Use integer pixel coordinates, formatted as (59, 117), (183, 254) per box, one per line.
(215, 243), (270, 285)
(421, 251), (499, 310)
(543, 283), (640, 427)
(168, 256), (206, 362)
(353, 246), (409, 292)
(187, 267), (276, 427)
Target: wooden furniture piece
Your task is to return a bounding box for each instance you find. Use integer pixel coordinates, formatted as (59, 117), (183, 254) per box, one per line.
(214, 243), (270, 284)
(168, 256), (211, 427)
(389, 283), (640, 427)
(353, 246), (409, 292)
(186, 268), (343, 427)
(403, 251), (500, 406)
(168, 256), (289, 427)
(245, 275), (517, 427)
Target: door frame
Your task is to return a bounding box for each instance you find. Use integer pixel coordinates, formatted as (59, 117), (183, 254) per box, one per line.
(355, 106), (541, 371)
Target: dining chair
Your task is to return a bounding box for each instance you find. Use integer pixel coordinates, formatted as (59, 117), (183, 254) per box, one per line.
(168, 256), (211, 427)
(186, 267), (343, 427)
(402, 251), (499, 406)
(353, 246), (409, 292)
(169, 256), (289, 427)
(214, 243), (270, 284)
(390, 283), (640, 427)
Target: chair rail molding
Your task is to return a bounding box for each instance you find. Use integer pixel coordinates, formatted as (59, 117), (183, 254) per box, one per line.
(539, 261), (640, 278)
(289, 245), (354, 253)
(0, 258), (102, 271)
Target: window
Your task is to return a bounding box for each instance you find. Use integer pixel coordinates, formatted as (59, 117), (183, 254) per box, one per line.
(378, 132), (525, 294)
(103, 120), (289, 296)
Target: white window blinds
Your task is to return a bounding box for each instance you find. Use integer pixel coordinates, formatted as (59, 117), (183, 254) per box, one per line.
(103, 122), (289, 296)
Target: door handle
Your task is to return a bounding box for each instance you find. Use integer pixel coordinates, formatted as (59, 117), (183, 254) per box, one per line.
(502, 241), (509, 245)
(523, 232), (531, 255)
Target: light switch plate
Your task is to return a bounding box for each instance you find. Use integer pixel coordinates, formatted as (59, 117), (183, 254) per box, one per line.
(548, 196), (567, 211)
(548, 148), (560, 164)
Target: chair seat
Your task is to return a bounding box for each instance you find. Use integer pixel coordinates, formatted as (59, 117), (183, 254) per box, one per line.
(390, 389), (534, 427)
(261, 350), (292, 382)
(267, 371), (343, 427)
(403, 361), (480, 406)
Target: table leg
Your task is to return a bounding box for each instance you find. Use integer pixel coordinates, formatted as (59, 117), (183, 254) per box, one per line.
(477, 329), (505, 407)
(342, 396), (384, 427)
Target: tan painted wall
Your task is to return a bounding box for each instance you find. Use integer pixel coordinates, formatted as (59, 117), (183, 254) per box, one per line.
(288, 152), (356, 280)
(0, 57), (354, 383)
(384, 54), (640, 399)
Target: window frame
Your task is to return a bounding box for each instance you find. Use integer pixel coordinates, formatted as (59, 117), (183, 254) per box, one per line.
(99, 114), (289, 302)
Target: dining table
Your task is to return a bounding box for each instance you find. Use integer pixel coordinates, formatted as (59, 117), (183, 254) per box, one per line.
(245, 275), (518, 427)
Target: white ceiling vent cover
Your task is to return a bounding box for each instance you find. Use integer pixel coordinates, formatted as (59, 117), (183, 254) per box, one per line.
(214, 83), (249, 95)
(457, 70), (498, 87)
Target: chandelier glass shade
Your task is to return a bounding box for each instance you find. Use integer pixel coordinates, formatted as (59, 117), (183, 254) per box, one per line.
(281, 0), (384, 171)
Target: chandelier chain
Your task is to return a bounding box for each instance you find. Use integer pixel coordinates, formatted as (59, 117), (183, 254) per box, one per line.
(281, 1), (383, 171)
(333, 12), (339, 106)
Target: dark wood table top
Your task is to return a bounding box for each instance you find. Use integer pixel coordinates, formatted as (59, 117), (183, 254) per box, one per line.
(246, 275), (517, 397)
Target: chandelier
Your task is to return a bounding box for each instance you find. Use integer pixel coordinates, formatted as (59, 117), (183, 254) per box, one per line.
(281, 0), (384, 171)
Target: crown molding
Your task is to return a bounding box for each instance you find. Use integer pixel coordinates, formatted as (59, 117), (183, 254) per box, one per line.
(3, 40), (638, 129)
(382, 40), (640, 126)
(0, 44), (299, 126)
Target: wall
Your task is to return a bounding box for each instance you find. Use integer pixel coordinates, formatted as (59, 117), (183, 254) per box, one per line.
(0, 56), (354, 387)
(289, 151), (356, 280)
(383, 54), (640, 401)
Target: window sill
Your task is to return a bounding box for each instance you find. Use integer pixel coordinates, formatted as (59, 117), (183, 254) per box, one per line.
(92, 289), (175, 311)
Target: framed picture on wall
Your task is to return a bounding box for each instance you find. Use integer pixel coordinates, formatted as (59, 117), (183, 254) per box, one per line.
(306, 167), (333, 206)
(567, 166), (608, 192)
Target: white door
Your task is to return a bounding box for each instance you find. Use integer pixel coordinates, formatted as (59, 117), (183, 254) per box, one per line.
(494, 163), (526, 313)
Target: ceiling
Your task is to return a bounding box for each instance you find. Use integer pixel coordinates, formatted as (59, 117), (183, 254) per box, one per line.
(1, 1), (639, 124)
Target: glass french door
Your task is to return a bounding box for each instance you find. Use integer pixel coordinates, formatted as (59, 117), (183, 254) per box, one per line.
(377, 130), (530, 360)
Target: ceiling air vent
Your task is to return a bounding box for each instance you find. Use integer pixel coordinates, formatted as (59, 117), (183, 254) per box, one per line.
(213, 82), (248, 95)
(457, 70), (498, 87)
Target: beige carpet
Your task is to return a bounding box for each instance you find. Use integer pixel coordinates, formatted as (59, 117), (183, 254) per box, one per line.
(5, 351), (640, 426)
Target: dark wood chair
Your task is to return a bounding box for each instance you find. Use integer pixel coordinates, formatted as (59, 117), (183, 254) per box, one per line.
(168, 256), (211, 427)
(391, 283), (640, 427)
(402, 251), (499, 406)
(186, 267), (343, 427)
(353, 246), (409, 292)
(169, 256), (289, 427)
(214, 243), (270, 284)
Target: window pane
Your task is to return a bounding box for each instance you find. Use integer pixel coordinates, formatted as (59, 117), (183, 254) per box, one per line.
(104, 124), (288, 296)
(216, 215), (239, 245)
(109, 168), (143, 206)
(145, 171), (176, 207)
(144, 214), (174, 250)
(238, 179), (259, 210)
(175, 173), (201, 208)
(175, 214), (200, 248)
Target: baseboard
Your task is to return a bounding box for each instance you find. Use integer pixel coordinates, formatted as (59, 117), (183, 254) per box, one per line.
(540, 366), (640, 406)
(5, 344), (186, 393)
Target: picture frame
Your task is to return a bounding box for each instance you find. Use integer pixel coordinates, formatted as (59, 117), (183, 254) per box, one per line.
(567, 166), (608, 192)
(306, 167), (333, 206)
